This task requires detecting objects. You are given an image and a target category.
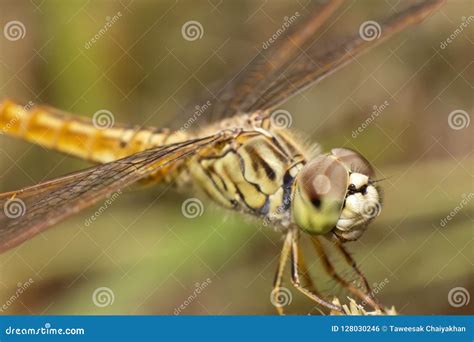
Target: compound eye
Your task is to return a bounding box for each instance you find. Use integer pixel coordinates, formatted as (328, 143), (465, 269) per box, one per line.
(331, 148), (375, 177)
(299, 154), (349, 207)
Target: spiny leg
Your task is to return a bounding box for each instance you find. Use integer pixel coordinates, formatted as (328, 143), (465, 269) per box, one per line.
(310, 236), (381, 311)
(333, 238), (374, 299)
(271, 231), (292, 315)
(290, 232), (343, 313)
(291, 233), (328, 315)
(293, 235), (317, 293)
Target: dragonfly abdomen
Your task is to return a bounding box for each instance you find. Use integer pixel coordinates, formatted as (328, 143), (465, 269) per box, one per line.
(0, 100), (183, 163)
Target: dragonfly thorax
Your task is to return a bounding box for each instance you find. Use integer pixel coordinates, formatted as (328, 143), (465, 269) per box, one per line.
(181, 125), (306, 230)
(292, 148), (382, 242)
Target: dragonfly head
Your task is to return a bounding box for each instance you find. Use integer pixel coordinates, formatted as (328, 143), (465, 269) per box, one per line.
(292, 148), (381, 241)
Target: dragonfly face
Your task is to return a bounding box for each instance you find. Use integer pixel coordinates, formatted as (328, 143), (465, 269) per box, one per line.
(292, 148), (381, 241)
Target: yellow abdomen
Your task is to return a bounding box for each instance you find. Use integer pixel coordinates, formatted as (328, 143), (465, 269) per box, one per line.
(0, 99), (187, 163)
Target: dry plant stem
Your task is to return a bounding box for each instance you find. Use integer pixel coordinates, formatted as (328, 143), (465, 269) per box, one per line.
(311, 237), (381, 311)
(290, 231), (343, 313)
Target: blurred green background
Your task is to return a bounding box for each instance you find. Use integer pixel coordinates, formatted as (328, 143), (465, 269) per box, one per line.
(0, 0), (472, 315)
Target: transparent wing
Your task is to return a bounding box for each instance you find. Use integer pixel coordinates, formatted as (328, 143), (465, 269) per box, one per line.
(244, 0), (445, 112)
(182, 0), (444, 122)
(0, 134), (225, 253)
(179, 0), (343, 124)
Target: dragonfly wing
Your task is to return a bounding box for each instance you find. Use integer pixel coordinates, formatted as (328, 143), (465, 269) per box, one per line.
(178, 0), (343, 124)
(244, 0), (445, 112)
(0, 134), (224, 253)
(180, 0), (444, 123)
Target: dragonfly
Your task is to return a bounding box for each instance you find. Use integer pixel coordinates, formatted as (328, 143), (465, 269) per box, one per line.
(0, 0), (444, 314)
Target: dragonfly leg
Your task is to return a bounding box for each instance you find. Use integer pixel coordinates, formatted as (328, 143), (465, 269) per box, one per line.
(292, 235), (317, 294)
(333, 238), (379, 309)
(310, 236), (381, 311)
(271, 230), (293, 315)
(290, 232), (343, 313)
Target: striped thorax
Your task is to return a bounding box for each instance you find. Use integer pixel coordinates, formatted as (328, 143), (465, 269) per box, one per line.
(182, 112), (306, 229)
